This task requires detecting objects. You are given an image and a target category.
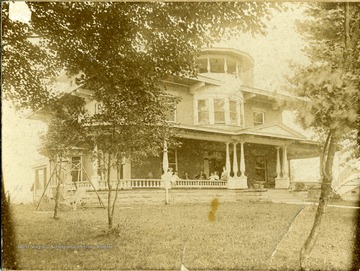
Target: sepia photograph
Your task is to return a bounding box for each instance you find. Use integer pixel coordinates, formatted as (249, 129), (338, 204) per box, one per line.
(2, 1), (360, 270)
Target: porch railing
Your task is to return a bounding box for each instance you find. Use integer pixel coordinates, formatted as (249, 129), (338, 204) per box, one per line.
(175, 179), (227, 188)
(64, 178), (227, 190)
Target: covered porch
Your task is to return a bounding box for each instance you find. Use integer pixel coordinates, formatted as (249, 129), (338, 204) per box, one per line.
(45, 123), (321, 196)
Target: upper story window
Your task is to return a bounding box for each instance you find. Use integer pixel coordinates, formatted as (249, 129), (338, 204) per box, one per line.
(165, 104), (177, 123)
(229, 100), (238, 125)
(214, 99), (225, 124)
(197, 99), (209, 125)
(195, 97), (244, 126)
(253, 111), (265, 126)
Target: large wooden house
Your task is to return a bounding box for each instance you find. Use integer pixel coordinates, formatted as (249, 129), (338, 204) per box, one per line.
(31, 48), (321, 201)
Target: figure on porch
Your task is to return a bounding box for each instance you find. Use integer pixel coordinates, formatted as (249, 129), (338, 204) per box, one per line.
(183, 171), (189, 180)
(208, 172), (220, 181)
(161, 167), (173, 189)
(171, 171), (181, 186)
(221, 166), (229, 181)
(195, 170), (207, 180)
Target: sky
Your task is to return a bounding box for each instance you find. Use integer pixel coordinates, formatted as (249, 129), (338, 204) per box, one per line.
(2, 2), (321, 203)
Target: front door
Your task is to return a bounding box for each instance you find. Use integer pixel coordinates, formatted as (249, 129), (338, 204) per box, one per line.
(254, 155), (267, 182)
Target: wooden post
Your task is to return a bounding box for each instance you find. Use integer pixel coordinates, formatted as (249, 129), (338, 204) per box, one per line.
(225, 142), (231, 176)
(233, 143), (238, 177)
(276, 146), (281, 179)
(163, 141), (169, 205)
(239, 142), (246, 177)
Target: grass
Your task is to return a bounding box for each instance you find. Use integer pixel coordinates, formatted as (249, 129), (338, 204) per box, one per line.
(10, 201), (358, 270)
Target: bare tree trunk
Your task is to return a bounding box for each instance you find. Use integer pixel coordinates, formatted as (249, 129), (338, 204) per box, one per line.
(106, 153), (113, 229)
(300, 132), (337, 270)
(53, 159), (62, 220)
(53, 182), (61, 220)
(110, 158), (122, 223)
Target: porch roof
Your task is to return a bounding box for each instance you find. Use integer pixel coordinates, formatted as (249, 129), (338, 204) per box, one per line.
(174, 123), (321, 159)
(176, 122), (314, 142)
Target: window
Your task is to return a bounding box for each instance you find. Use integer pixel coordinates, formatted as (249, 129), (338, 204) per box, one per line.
(71, 157), (83, 182)
(253, 111), (265, 126)
(165, 104), (176, 122)
(94, 102), (104, 115)
(35, 168), (47, 189)
(229, 100), (238, 125)
(214, 99), (225, 123)
(198, 99), (209, 124)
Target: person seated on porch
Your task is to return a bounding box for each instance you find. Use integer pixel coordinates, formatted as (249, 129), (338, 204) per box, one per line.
(220, 166), (229, 181)
(195, 170), (207, 180)
(183, 171), (189, 180)
(208, 171), (219, 181)
(147, 172), (154, 179)
(171, 171), (181, 186)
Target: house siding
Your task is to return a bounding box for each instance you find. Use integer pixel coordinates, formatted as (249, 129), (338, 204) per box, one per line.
(244, 100), (282, 127)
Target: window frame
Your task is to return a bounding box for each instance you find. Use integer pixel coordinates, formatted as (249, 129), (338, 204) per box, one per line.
(214, 98), (226, 124)
(253, 111), (265, 126)
(197, 99), (210, 125)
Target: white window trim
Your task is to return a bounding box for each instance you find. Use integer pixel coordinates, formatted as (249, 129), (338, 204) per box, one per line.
(195, 96), (244, 127)
(94, 102), (104, 115)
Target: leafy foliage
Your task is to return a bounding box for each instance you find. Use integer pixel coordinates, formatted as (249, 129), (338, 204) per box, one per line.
(39, 94), (89, 158)
(1, 3), (60, 110)
(290, 2), (359, 141)
(290, 4), (360, 269)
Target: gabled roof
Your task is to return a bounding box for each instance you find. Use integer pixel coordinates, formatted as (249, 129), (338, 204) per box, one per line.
(177, 122), (316, 143)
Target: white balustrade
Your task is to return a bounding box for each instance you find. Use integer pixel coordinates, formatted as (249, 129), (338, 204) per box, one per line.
(64, 178), (227, 191)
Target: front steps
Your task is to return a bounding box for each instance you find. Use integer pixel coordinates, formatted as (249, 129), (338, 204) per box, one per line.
(78, 188), (321, 207)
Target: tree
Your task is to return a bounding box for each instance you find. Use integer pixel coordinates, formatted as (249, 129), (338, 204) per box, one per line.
(38, 94), (89, 219)
(288, 3), (360, 270)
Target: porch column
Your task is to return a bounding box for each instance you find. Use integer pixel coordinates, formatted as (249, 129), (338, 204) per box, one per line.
(232, 143), (238, 177)
(275, 146), (281, 179)
(239, 142), (246, 177)
(225, 142), (231, 175)
(275, 145), (290, 189)
(162, 140), (170, 203)
(224, 57), (228, 73)
(207, 57), (211, 73)
(91, 144), (101, 189)
(162, 141), (169, 174)
(227, 141), (247, 189)
(282, 146), (289, 179)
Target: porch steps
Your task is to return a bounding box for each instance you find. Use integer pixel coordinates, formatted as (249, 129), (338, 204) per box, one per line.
(77, 188), (322, 207)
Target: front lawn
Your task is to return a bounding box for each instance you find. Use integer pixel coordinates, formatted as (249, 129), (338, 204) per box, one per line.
(10, 201), (358, 270)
